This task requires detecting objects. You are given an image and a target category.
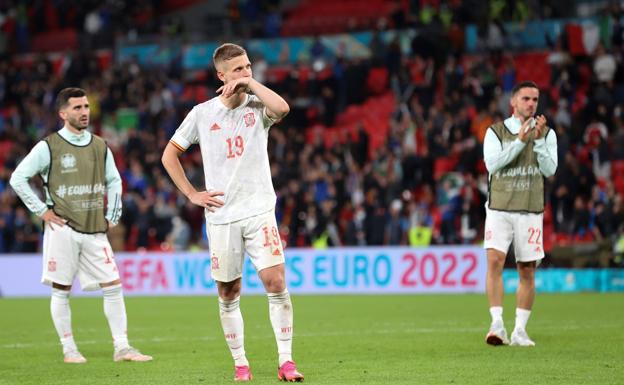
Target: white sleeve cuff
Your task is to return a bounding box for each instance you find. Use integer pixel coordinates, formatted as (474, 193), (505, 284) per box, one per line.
(35, 206), (48, 217)
(170, 134), (191, 150)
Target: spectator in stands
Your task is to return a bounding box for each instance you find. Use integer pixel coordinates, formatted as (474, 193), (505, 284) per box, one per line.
(551, 153), (588, 233)
(1, 1), (623, 264)
(571, 196), (591, 239)
(370, 29), (387, 66)
(613, 122), (624, 159)
(554, 99), (572, 129)
(9, 206), (39, 252)
(385, 199), (408, 245)
(584, 118), (611, 180)
(594, 43), (617, 84)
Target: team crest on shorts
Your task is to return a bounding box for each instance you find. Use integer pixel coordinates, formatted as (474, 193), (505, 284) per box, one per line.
(48, 260), (57, 272)
(485, 230), (492, 240)
(211, 255), (220, 270)
(243, 112), (255, 127)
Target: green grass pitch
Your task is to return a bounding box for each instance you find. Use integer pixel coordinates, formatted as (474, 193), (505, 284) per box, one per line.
(0, 294), (622, 385)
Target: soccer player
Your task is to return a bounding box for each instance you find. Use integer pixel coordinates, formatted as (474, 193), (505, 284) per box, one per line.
(9, 88), (152, 363)
(161, 43), (304, 382)
(483, 81), (558, 347)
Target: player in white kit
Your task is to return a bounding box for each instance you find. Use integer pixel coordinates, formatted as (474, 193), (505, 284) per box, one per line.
(483, 81), (557, 347)
(161, 43), (303, 382)
(9, 87), (152, 364)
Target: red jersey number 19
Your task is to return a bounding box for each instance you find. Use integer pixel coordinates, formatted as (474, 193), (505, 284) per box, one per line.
(226, 136), (244, 159)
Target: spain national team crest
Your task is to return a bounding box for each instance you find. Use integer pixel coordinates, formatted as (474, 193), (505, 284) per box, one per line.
(48, 260), (57, 272)
(211, 255), (220, 270)
(243, 112), (255, 127)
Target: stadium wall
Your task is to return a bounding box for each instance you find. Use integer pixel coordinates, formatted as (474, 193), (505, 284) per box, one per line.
(1, 247), (623, 297)
(118, 29), (416, 68)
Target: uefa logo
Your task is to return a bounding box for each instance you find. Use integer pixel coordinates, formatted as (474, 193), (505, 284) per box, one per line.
(60, 153), (78, 173)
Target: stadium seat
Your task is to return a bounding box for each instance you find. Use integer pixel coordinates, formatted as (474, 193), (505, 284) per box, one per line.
(612, 160), (624, 176)
(513, 52), (550, 88)
(476, 159), (487, 174)
(161, 0), (204, 13)
(543, 203), (553, 225)
(555, 232), (573, 246)
(574, 232), (595, 243)
(434, 157), (458, 180)
(31, 28), (78, 52)
(366, 67), (389, 95)
(544, 227), (555, 252)
(615, 176), (624, 196)
(281, 0), (404, 36)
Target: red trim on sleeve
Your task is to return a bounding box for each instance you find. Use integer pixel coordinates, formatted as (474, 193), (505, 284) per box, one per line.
(170, 140), (186, 152)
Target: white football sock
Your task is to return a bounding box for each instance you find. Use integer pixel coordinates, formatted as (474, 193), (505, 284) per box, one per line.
(489, 306), (503, 324)
(267, 290), (293, 366)
(514, 308), (531, 331)
(102, 284), (129, 351)
(219, 296), (248, 367)
(50, 288), (77, 354)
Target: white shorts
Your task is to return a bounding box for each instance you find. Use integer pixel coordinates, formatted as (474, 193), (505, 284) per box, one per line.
(206, 209), (285, 282)
(483, 206), (545, 263)
(42, 224), (119, 291)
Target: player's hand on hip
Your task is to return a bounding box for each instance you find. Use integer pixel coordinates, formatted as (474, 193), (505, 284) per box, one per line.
(217, 77), (251, 98)
(533, 115), (547, 139)
(40, 209), (67, 230)
(189, 190), (225, 212)
(518, 117), (534, 143)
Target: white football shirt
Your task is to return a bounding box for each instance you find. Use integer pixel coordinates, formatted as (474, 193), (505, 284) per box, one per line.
(171, 94), (277, 224)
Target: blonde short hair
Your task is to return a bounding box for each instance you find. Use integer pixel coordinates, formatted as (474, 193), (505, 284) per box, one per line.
(213, 43), (247, 70)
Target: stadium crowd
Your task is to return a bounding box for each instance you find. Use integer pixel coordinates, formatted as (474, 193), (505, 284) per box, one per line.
(0, 1), (623, 265)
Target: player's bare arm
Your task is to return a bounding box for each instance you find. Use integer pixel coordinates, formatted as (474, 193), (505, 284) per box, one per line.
(246, 78), (289, 120)
(161, 142), (224, 212)
(40, 209), (67, 230)
(217, 76), (251, 98)
(217, 77), (289, 120)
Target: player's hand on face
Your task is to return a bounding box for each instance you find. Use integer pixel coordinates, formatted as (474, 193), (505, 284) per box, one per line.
(518, 117), (534, 143)
(41, 209), (67, 230)
(189, 190), (225, 212)
(217, 77), (251, 98)
(533, 115), (547, 139)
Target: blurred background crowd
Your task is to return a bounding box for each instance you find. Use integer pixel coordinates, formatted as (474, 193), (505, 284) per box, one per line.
(1, 0), (623, 266)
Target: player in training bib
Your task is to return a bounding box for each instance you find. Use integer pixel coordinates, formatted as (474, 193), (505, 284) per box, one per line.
(10, 87), (152, 364)
(483, 81), (558, 347)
